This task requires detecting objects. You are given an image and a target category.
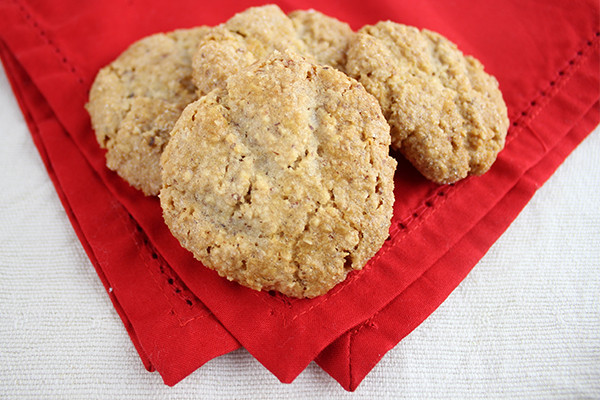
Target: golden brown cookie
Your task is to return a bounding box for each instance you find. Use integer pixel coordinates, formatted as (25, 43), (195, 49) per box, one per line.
(86, 27), (210, 195)
(288, 9), (354, 72)
(161, 51), (396, 298)
(345, 22), (509, 184)
(192, 5), (353, 96)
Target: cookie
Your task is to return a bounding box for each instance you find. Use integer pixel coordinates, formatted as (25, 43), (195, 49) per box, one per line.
(288, 9), (354, 72)
(161, 51), (396, 298)
(345, 21), (509, 184)
(86, 26), (210, 195)
(192, 5), (353, 96)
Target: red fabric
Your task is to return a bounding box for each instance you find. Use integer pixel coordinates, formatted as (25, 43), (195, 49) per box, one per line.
(1, 0), (598, 391)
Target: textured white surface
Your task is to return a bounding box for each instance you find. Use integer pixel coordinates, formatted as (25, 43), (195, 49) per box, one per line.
(0, 63), (599, 399)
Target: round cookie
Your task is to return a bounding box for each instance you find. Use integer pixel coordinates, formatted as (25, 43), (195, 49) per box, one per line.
(192, 5), (353, 96)
(345, 21), (509, 184)
(161, 51), (396, 298)
(86, 26), (210, 195)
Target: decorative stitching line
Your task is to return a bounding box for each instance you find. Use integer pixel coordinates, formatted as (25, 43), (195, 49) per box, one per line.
(124, 214), (211, 327)
(12, 0), (86, 86)
(348, 328), (355, 390)
(506, 30), (600, 150)
(346, 316), (378, 388)
(13, 0), (216, 326)
(10, 0), (212, 327)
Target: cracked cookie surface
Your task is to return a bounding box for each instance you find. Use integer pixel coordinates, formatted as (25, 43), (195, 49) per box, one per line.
(346, 21), (509, 184)
(161, 52), (396, 298)
(192, 5), (353, 96)
(86, 26), (210, 195)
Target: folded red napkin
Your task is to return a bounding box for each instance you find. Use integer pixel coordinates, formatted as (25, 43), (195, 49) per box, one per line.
(1, 0), (598, 391)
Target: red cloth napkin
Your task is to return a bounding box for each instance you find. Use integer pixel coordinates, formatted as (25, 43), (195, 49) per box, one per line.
(1, 0), (598, 391)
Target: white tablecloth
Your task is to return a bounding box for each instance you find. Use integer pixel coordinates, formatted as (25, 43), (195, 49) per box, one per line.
(0, 64), (598, 399)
